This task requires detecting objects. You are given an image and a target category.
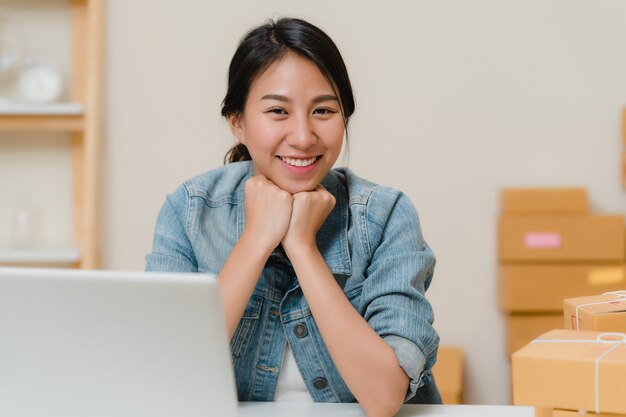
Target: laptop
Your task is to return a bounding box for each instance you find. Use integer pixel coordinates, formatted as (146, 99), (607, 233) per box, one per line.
(0, 267), (238, 417)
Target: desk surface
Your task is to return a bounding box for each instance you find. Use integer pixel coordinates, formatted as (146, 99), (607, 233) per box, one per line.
(239, 402), (534, 417)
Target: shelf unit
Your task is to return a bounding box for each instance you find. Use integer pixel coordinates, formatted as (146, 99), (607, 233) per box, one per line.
(0, 0), (104, 268)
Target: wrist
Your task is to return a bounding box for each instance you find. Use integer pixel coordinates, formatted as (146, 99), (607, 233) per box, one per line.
(283, 240), (320, 263)
(239, 229), (276, 259)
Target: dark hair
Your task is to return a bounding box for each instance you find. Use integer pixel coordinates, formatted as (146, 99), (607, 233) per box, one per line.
(222, 17), (355, 164)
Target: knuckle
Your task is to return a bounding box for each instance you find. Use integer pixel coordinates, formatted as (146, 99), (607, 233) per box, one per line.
(246, 177), (260, 188)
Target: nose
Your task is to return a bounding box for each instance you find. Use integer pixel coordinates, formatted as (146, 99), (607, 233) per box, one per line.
(286, 113), (316, 150)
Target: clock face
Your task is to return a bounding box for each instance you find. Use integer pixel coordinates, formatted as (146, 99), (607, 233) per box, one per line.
(18, 63), (63, 103)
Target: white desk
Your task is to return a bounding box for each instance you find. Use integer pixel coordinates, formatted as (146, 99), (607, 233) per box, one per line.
(239, 402), (534, 416)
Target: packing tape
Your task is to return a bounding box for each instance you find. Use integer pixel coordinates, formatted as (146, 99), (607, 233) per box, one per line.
(575, 291), (626, 330)
(532, 332), (626, 414)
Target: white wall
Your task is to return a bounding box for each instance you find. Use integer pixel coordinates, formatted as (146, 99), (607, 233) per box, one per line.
(103, 0), (626, 404)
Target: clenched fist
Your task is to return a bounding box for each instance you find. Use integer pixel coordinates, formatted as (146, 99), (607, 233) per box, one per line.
(242, 175), (293, 256)
(281, 185), (335, 257)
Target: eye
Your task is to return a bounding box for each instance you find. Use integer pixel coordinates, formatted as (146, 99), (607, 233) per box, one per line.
(313, 107), (337, 115)
(266, 108), (287, 115)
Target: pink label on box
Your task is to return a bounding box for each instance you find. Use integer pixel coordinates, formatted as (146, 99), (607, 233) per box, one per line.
(524, 232), (561, 249)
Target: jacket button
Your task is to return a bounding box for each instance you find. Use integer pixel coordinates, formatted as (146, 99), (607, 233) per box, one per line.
(313, 378), (328, 390)
(293, 323), (308, 338)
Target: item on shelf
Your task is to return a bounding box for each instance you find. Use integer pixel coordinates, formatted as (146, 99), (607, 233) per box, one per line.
(501, 188), (588, 215)
(563, 292), (626, 332)
(499, 215), (625, 262)
(499, 265), (626, 313)
(512, 329), (626, 414)
(18, 59), (63, 103)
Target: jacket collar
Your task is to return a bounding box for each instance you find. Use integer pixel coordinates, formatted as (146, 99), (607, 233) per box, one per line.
(317, 170), (352, 275)
(235, 161), (352, 276)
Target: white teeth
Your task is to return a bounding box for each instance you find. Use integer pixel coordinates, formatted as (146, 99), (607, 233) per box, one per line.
(280, 156), (317, 167)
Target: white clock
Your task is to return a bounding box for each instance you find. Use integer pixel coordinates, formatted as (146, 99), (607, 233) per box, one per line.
(18, 61), (63, 103)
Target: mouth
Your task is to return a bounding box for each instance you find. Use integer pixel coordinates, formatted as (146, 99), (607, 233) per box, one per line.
(277, 155), (321, 167)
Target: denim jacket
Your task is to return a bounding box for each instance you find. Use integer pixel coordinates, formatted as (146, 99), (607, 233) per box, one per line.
(146, 161), (440, 403)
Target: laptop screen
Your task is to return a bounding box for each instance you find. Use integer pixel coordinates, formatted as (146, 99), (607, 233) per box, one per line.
(0, 267), (238, 417)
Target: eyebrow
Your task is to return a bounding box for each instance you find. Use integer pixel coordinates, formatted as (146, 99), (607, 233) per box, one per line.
(260, 94), (339, 104)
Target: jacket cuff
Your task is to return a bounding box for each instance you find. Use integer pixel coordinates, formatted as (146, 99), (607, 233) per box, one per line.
(383, 335), (427, 402)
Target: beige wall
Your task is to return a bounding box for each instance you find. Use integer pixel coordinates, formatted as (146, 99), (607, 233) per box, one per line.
(101, 0), (626, 405)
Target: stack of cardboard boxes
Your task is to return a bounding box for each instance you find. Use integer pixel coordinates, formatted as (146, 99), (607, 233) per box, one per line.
(498, 188), (625, 357)
(512, 292), (626, 416)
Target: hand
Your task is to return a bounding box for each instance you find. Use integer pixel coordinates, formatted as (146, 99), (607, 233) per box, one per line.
(281, 185), (335, 257)
(242, 175), (293, 256)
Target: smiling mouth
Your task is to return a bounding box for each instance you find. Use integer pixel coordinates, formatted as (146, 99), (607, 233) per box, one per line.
(278, 156), (320, 167)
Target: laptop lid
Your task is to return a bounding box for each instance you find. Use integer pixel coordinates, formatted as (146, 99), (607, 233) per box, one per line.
(0, 267), (238, 417)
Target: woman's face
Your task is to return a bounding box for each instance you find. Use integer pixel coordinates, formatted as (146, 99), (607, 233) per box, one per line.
(229, 52), (345, 194)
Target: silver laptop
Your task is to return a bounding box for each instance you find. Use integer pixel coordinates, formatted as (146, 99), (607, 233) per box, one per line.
(0, 267), (238, 417)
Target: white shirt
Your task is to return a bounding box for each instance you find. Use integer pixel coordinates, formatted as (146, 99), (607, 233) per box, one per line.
(273, 345), (314, 402)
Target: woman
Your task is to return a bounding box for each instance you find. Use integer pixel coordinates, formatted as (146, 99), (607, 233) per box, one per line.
(147, 17), (440, 417)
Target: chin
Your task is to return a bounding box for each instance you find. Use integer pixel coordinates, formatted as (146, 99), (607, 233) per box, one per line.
(277, 180), (319, 194)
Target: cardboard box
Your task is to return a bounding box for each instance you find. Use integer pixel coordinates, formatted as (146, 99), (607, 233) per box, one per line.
(499, 215), (625, 262)
(500, 265), (626, 313)
(553, 410), (626, 417)
(512, 329), (626, 414)
(534, 408), (553, 417)
(501, 188), (588, 215)
(507, 314), (563, 357)
(432, 346), (463, 404)
(563, 293), (626, 332)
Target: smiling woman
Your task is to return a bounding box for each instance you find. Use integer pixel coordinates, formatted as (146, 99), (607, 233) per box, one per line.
(146, 17), (440, 417)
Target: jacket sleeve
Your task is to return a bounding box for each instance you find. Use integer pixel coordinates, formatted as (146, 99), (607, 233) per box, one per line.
(145, 184), (198, 272)
(360, 188), (438, 402)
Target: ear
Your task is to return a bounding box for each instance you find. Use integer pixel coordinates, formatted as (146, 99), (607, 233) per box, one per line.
(228, 113), (246, 145)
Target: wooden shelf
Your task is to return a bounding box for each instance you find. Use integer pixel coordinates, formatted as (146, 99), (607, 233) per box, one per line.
(0, 114), (85, 132)
(0, 103), (84, 115)
(0, 103), (85, 131)
(0, 247), (81, 264)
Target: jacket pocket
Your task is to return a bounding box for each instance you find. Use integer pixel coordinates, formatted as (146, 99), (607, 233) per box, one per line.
(230, 293), (263, 359)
